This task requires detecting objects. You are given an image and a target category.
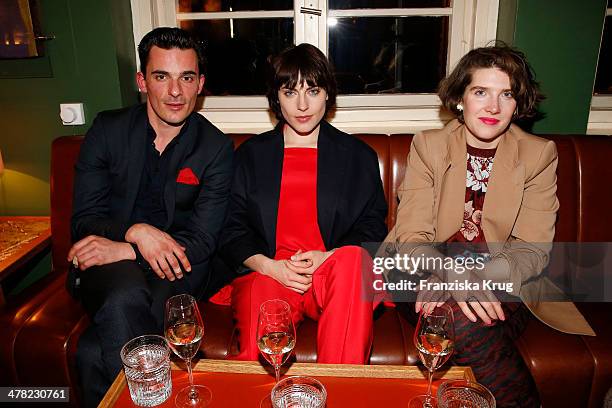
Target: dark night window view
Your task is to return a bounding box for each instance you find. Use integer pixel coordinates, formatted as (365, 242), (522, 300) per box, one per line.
(594, 16), (612, 95)
(178, 0), (450, 96)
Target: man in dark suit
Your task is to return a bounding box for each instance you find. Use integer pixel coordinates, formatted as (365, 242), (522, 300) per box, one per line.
(67, 27), (233, 406)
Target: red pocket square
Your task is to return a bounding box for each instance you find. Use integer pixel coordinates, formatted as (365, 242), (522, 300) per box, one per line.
(176, 167), (199, 185)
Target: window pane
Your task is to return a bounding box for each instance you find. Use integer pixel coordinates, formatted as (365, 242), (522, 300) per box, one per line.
(180, 19), (293, 95)
(329, 0), (450, 9)
(328, 17), (448, 94)
(178, 0), (292, 12)
(594, 17), (612, 94)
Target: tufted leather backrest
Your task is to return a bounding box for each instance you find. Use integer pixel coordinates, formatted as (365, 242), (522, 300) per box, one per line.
(353, 134), (391, 202)
(50, 137), (87, 275)
(559, 135), (612, 242)
(49, 133), (612, 274)
(388, 135), (414, 229)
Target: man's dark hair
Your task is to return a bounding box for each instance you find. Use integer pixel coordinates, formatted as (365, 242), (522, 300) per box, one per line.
(438, 44), (544, 122)
(138, 27), (205, 76)
(267, 43), (337, 120)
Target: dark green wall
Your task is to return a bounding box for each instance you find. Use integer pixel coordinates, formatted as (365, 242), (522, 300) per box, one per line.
(0, 0), (137, 295)
(2, 1), (607, 212)
(0, 0), (137, 216)
(498, 0), (608, 133)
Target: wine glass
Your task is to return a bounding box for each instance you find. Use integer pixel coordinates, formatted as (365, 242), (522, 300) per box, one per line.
(409, 304), (455, 408)
(257, 299), (296, 383)
(164, 294), (211, 408)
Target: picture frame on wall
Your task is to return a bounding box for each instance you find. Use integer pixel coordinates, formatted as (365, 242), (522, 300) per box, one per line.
(0, 0), (45, 59)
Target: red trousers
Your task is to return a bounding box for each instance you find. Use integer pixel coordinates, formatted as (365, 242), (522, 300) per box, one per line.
(230, 246), (376, 364)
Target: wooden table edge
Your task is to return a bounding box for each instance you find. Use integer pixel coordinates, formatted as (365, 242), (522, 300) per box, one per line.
(0, 216), (51, 305)
(0, 216), (51, 278)
(98, 359), (475, 407)
(100, 370), (127, 408)
(0, 229), (51, 273)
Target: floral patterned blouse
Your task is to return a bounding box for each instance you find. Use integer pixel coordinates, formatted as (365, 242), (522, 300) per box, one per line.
(447, 144), (497, 244)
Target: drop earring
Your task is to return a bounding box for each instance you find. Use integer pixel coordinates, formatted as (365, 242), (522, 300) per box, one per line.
(456, 103), (464, 111)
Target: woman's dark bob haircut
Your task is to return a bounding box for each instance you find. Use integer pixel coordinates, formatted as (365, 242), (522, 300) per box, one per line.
(438, 44), (544, 122)
(267, 43), (337, 120)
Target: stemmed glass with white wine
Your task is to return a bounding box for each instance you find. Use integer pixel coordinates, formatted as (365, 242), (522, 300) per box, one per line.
(257, 299), (296, 383)
(409, 303), (455, 408)
(164, 294), (211, 407)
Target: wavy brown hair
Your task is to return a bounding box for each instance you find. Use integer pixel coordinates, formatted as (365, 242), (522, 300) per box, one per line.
(438, 45), (544, 122)
(267, 43), (337, 121)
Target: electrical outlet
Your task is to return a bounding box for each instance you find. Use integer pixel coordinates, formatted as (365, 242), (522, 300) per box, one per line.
(60, 103), (85, 125)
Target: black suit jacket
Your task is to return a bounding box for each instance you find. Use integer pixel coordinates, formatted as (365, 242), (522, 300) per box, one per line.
(218, 121), (388, 273)
(71, 104), (234, 271)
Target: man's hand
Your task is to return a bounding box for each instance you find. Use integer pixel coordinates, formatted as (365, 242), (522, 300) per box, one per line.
(286, 249), (334, 276)
(67, 235), (135, 270)
(125, 223), (191, 281)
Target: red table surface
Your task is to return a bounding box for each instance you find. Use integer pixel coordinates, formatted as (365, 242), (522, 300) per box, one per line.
(114, 370), (442, 407)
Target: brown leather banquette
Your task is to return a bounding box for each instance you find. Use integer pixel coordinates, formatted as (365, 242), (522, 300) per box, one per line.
(1, 132), (610, 407)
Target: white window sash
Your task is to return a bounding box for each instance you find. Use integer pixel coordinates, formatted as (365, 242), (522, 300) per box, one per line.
(587, 8), (612, 135)
(176, 11), (294, 20)
(589, 98), (612, 135)
(130, 0), (499, 133)
(328, 8), (452, 17)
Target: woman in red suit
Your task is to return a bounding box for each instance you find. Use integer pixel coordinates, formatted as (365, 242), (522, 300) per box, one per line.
(217, 43), (388, 363)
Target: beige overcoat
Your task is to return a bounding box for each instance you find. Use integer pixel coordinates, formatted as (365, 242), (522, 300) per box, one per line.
(384, 119), (594, 336)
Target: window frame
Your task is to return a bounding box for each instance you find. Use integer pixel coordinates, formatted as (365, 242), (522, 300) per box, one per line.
(130, 0), (499, 133)
(588, 6), (612, 135)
